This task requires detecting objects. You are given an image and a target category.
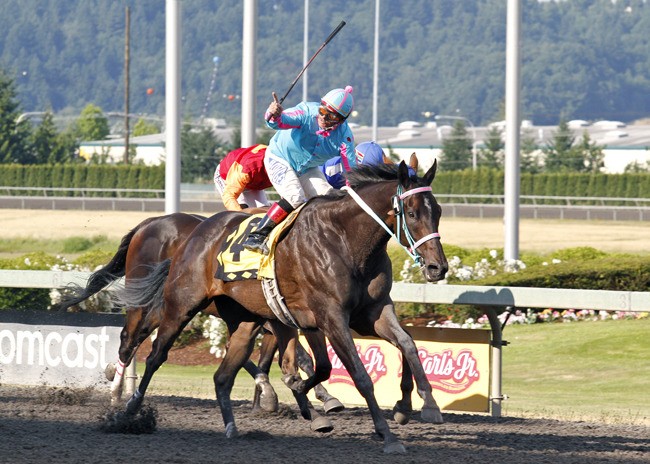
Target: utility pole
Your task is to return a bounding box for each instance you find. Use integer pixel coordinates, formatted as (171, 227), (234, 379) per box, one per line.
(124, 6), (130, 164)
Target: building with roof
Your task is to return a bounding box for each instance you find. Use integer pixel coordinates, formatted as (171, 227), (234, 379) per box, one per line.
(352, 120), (650, 174)
(79, 121), (650, 174)
(79, 133), (165, 165)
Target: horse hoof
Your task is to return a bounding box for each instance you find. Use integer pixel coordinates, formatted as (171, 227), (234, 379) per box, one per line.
(393, 409), (411, 425)
(323, 398), (345, 414)
(125, 394), (143, 416)
(225, 422), (239, 438)
(104, 363), (116, 381)
(310, 416), (334, 433)
(384, 441), (407, 454)
(259, 393), (279, 413)
(421, 407), (443, 424)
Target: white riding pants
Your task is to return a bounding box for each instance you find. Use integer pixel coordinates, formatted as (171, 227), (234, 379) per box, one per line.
(263, 151), (334, 208)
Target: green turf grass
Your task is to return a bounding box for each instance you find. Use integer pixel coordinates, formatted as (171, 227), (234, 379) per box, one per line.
(501, 318), (649, 424)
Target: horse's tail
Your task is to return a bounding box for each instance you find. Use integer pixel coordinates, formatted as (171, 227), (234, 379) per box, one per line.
(57, 225), (139, 312)
(110, 258), (171, 315)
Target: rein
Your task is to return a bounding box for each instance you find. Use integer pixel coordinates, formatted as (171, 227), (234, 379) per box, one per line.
(341, 184), (440, 267)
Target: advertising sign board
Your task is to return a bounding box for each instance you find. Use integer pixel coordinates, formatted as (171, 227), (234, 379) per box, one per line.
(0, 311), (123, 388)
(303, 326), (491, 412)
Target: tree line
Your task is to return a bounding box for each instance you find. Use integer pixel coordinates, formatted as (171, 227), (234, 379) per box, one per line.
(435, 119), (647, 174)
(1, 0), (649, 128)
(3, 67), (650, 187)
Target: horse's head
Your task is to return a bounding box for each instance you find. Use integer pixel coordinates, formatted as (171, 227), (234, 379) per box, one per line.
(395, 159), (448, 282)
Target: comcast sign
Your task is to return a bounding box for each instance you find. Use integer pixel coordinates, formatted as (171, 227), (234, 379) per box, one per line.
(0, 311), (123, 388)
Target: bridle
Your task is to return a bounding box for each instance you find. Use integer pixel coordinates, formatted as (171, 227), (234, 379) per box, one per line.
(341, 183), (441, 267)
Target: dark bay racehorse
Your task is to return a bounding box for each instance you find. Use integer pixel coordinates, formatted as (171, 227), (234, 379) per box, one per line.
(117, 161), (447, 454)
(58, 212), (341, 414)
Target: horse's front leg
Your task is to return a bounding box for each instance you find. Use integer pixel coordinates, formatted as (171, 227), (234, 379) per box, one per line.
(369, 302), (443, 425)
(323, 322), (406, 454)
(269, 322), (333, 433)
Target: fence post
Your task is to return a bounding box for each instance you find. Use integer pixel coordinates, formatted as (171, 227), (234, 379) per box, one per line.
(486, 306), (505, 417)
(124, 360), (137, 396)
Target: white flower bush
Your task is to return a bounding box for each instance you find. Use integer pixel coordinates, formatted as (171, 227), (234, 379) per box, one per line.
(202, 315), (228, 359)
(399, 249), (647, 328)
(48, 260), (114, 312)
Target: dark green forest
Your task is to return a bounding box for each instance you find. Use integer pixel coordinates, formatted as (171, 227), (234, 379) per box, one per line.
(1, 0), (649, 127)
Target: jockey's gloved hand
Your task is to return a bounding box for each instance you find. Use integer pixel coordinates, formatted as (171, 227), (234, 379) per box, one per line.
(267, 92), (283, 119)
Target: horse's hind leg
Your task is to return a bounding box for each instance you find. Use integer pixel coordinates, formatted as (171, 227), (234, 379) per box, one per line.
(213, 319), (264, 438)
(246, 330), (279, 413)
(124, 309), (195, 415)
(107, 307), (145, 404)
(109, 305), (162, 404)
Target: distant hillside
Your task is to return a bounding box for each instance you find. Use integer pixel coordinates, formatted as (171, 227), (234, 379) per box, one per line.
(1, 0), (649, 126)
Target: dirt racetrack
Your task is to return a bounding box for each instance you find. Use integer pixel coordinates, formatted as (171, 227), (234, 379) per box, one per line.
(1, 385), (648, 464)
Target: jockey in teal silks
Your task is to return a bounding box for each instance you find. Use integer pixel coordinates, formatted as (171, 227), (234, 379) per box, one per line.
(243, 86), (357, 254)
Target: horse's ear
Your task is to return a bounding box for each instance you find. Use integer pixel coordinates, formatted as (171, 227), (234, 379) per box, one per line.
(382, 153), (394, 165)
(398, 160), (411, 186)
(423, 159), (437, 185)
(408, 153), (419, 172)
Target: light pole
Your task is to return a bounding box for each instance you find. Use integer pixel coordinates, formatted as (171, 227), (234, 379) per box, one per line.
(302, 0), (309, 102)
(435, 114), (478, 170)
(372, 0), (380, 141)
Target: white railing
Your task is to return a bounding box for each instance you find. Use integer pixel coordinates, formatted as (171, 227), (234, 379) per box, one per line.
(2, 186), (650, 208)
(2, 270), (647, 312)
(1, 270), (647, 416)
(0, 186), (165, 198)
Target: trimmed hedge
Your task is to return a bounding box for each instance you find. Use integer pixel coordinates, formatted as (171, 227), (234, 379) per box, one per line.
(432, 168), (650, 203)
(0, 164), (165, 197)
(1, 165), (650, 201)
(473, 256), (650, 292)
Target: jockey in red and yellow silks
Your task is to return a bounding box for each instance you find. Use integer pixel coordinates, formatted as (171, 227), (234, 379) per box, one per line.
(213, 144), (272, 211)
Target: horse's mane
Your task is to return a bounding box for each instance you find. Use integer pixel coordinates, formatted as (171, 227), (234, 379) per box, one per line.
(345, 163), (401, 188)
(309, 163), (416, 205)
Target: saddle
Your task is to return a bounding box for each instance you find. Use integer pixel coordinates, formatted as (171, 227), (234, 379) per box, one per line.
(215, 207), (305, 328)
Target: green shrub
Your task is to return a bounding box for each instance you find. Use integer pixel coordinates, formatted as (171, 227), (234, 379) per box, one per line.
(62, 237), (95, 253)
(72, 250), (113, 269)
(475, 256), (650, 291)
(0, 252), (71, 310)
(549, 246), (607, 261)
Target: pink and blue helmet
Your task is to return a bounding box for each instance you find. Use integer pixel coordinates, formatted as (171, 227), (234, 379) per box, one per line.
(321, 85), (354, 119)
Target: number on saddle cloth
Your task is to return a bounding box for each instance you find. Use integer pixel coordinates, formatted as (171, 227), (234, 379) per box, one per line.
(215, 207), (303, 282)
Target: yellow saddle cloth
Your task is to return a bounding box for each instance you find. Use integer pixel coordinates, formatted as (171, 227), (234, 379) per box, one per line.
(215, 206), (303, 282)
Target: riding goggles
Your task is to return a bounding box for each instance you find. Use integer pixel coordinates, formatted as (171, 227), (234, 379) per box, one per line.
(319, 105), (343, 122)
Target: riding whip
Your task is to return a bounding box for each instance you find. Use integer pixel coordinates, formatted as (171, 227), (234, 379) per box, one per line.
(278, 20), (346, 104)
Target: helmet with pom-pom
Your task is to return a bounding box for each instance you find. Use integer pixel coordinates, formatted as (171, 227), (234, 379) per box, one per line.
(321, 85), (354, 119)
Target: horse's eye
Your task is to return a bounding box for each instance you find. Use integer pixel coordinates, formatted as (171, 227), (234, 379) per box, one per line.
(408, 211), (415, 219)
